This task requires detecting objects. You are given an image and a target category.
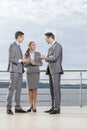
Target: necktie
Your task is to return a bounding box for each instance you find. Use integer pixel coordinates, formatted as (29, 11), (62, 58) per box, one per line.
(18, 45), (22, 53)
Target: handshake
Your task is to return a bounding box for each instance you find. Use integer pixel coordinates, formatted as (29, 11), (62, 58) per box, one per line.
(38, 55), (47, 60)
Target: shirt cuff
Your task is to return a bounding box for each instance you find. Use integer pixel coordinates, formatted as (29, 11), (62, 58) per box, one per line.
(19, 59), (22, 63)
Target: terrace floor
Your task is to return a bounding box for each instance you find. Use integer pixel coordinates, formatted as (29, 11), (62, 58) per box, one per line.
(0, 107), (87, 130)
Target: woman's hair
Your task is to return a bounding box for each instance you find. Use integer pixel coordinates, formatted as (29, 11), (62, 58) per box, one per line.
(24, 41), (35, 58)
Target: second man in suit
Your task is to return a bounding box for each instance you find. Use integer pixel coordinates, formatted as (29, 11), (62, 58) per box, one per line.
(39, 32), (63, 114)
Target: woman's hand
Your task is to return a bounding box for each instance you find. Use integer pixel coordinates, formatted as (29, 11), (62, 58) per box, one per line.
(30, 60), (35, 65)
(22, 58), (31, 63)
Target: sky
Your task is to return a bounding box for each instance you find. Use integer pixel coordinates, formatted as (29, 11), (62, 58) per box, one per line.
(0, 0), (87, 71)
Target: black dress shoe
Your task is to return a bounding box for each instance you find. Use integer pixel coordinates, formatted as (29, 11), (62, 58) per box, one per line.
(7, 109), (14, 115)
(33, 109), (37, 113)
(49, 109), (60, 114)
(15, 108), (27, 113)
(44, 108), (54, 113)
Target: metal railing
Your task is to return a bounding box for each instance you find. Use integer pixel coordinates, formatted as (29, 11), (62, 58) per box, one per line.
(0, 70), (87, 107)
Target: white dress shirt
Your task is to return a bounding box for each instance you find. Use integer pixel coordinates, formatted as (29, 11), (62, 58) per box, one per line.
(30, 52), (35, 60)
(16, 41), (20, 46)
(51, 41), (55, 46)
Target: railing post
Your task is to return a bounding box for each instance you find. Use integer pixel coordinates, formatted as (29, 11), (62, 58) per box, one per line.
(80, 72), (82, 107)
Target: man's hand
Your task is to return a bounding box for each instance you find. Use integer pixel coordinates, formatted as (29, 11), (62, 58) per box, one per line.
(38, 55), (46, 60)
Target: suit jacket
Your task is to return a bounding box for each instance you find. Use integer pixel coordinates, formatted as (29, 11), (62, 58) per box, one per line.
(7, 42), (24, 73)
(45, 42), (63, 75)
(24, 51), (43, 74)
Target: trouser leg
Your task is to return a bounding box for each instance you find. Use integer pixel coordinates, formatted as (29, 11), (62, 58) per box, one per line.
(52, 74), (61, 109)
(15, 73), (23, 109)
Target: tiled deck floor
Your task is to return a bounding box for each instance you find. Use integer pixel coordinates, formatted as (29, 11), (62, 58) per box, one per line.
(0, 107), (87, 130)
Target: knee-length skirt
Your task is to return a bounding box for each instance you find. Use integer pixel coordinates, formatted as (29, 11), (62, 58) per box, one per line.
(26, 73), (40, 89)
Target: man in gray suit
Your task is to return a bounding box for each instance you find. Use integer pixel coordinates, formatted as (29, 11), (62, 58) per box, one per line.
(40, 32), (63, 114)
(7, 31), (27, 115)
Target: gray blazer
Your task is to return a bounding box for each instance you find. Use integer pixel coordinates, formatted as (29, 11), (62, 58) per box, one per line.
(7, 42), (24, 73)
(45, 42), (63, 75)
(24, 51), (43, 74)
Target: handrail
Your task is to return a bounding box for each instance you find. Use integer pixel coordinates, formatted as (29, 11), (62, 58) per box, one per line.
(0, 69), (87, 107)
(0, 69), (87, 72)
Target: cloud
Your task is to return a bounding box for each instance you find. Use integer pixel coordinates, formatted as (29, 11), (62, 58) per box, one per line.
(0, 0), (87, 70)
(0, 0), (87, 24)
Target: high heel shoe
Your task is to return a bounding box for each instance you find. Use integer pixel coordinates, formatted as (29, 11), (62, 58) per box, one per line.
(31, 106), (33, 109)
(27, 109), (31, 112)
(27, 106), (33, 112)
(33, 109), (37, 112)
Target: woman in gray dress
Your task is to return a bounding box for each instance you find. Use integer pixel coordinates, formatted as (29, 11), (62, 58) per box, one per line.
(24, 41), (42, 112)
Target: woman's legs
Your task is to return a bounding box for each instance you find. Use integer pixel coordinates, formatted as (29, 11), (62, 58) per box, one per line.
(28, 89), (33, 108)
(32, 89), (37, 110)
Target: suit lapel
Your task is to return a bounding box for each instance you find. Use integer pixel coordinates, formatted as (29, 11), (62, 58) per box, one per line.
(14, 42), (22, 56)
(34, 52), (36, 61)
(48, 42), (57, 56)
(52, 42), (57, 49)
